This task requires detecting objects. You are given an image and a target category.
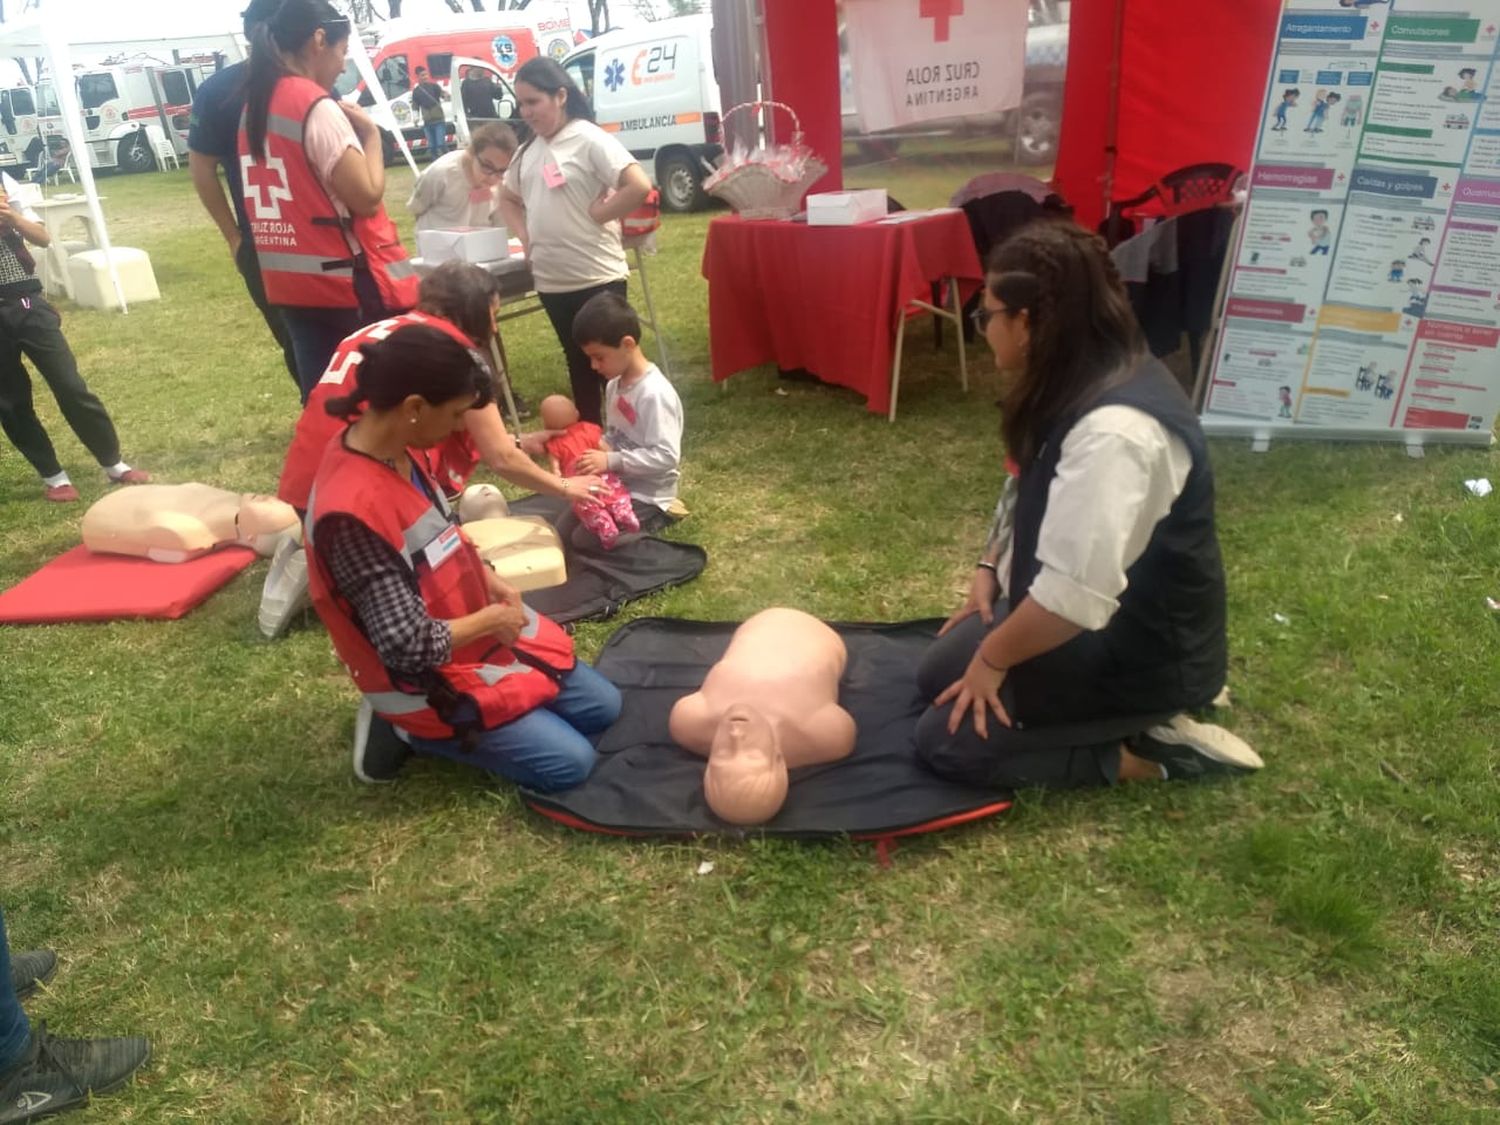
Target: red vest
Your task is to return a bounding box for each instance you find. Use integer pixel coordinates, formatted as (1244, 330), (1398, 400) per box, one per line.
(277, 312), (483, 509)
(305, 440), (576, 740)
(237, 76), (420, 311)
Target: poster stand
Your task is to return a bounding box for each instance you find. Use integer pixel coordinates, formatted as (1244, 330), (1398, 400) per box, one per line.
(1198, 0), (1500, 451)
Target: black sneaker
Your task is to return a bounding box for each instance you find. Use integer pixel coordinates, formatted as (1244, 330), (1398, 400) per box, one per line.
(352, 702), (412, 784)
(510, 392), (533, 421)
(8, 951), (56, 1002)
(1131, 714), (1264, 780)
(0, 1021), (150, 1123)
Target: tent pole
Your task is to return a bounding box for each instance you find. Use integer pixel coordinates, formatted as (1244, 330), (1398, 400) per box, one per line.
(44, 19), (129, 312)
(1101, 0), (1127, 223)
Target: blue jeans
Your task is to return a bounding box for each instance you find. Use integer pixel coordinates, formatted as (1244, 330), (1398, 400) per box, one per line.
(424, 121), (446, 159)
(0, 907), (29, 1073)
(409, 661), (621, 791)
(275, 271), (406, 403)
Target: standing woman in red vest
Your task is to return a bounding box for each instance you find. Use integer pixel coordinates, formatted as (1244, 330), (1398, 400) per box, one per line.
(305, 322), (620, 786)
(238, 0), (418, 403)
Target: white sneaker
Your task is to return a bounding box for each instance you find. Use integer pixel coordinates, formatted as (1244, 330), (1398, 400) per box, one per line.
(258, 538), (310, 640)
(1134, 714), (1264, 780)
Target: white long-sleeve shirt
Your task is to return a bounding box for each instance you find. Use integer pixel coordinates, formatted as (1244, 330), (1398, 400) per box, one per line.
(989, 405), (1193, 631)
(602, 363), (683, 512)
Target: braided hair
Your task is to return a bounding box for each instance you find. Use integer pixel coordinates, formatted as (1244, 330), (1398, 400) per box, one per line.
(324, 325), (494, 420)
(986, 222), (1144, 468)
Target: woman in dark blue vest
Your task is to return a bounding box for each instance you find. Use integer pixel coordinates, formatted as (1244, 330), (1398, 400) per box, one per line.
(916, 222), (1262, 791)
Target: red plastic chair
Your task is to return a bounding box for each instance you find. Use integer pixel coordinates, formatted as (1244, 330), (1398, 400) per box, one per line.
(1103, 163), (1241, 246)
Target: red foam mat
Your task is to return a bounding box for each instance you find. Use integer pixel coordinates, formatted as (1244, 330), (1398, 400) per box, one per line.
(0, 544), (257, 624)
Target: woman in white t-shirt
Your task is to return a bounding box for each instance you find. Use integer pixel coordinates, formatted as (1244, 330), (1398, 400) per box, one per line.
(408, 123), (518, 233)
(239, 0), (417, 401)
(499, 58), (651, 424)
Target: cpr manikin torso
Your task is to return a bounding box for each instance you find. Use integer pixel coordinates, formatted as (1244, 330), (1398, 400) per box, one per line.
(82, 484), (300, 563)
(669, 608), (857, 825)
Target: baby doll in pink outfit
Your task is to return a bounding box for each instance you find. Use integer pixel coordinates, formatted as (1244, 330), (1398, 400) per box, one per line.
(539, 394), (640, 549)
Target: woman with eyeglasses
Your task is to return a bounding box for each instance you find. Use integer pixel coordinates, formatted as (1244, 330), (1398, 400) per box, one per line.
(239, 0), (418, 403)
(408, 123), (519, 233)
(915, 221), (1261, 793)
(498, 57), (652, 425)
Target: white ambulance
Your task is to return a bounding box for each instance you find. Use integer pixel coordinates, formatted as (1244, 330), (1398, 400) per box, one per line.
(33, 60), (215, 174)
(560, 15), (724, 213)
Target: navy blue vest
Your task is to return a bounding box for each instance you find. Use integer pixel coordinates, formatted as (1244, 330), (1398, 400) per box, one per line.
(1006, 357), (1227, 725)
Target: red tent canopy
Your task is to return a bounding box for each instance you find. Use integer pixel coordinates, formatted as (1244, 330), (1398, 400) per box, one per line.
(759, 0), (1284, 229)
(1049, 0), (1283, 228)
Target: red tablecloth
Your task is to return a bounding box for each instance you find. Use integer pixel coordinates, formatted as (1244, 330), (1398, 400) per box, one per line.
(701, 210), (984, 415)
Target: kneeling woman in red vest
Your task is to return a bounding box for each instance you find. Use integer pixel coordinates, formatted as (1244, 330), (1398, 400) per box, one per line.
(278, 262), (606, 511)
(305, 323), (620, 787)
(239, 0), (418, 403)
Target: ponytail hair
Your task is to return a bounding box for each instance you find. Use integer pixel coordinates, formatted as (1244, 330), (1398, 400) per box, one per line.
(244, 0), (351, 160)
(324, 325), (495, 420)
(515, 56), (595, 124)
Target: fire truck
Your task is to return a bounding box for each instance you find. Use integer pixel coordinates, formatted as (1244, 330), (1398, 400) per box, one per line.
(0, 84), (40, 171)
(31, 59), (222, 174)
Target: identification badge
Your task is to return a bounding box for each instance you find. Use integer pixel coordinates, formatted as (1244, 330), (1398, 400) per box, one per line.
(542, 160), (567, 189)
(422, 524), (464, 569)
(615, 395), (637, 426)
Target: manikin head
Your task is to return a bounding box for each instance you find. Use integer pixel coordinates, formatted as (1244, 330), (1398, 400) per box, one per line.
(457, 482), (510, 522)
(239, 494), (298, 537)
(702, 704), (789, 826)
(238, 493), (301, 556)
(539, 393), (581, 431)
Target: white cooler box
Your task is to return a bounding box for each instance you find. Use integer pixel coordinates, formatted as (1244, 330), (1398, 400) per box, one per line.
(67, 248), (160, 310)
(806, 189), (888, 226)
(416, 227), (511, 265)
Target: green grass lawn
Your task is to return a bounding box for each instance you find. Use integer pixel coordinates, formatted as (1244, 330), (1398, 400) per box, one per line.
(1, 161), (1498, 1122)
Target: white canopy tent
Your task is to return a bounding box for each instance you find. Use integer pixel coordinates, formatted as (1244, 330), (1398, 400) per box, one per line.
(0, 12), (134, 311)
(0, 7), (421, 312)
(345, 30), (420, 177)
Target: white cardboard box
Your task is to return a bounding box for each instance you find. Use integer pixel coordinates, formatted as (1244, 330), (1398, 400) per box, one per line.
(416, 226), (510, 264)
(806, 189), (888, 226)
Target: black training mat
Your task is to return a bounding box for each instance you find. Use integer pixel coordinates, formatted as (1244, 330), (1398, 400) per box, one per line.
(509, 495), (707, 625)
(523, 617), (1013, 839)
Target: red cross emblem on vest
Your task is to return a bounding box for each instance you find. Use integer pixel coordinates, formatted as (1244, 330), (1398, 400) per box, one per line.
(920, 0), (963, 43)
(241, 154), (294, 220)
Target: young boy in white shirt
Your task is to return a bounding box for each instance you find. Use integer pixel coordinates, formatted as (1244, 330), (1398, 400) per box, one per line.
(567, 291), (683, 534)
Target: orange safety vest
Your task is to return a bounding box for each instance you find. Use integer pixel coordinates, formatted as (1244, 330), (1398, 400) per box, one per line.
(305, 440), (575, 740)
(277, 311), (483, 509)
(237, 75), (419, 311)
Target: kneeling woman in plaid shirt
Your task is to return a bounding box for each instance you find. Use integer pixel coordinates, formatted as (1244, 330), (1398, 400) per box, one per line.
(303, 321), (620, 786)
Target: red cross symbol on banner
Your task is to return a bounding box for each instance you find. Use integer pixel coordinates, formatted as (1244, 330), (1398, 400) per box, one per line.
(920, 0), (963, 43)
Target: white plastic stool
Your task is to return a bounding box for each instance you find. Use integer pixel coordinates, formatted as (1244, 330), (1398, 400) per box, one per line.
(67, 247), (160, 310)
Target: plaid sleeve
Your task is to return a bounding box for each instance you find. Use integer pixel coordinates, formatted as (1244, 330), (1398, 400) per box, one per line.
(321, 515), (453, 677)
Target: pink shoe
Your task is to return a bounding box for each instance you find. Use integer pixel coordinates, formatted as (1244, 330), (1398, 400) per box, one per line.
(44, 482), (80, 503)
(108, 468), (152, 485)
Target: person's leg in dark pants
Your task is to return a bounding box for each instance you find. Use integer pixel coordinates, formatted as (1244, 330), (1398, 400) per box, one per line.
(277, 306), (366, 404)
(0, 297), (124, 471)
(913, 599), (1152, 790)
(631, 499), (671, 533)
(234, 239), (300, 390)
(538, 279), (627, 425)
(0, 334), (65, 480)
(0, 907), (29, 1074)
